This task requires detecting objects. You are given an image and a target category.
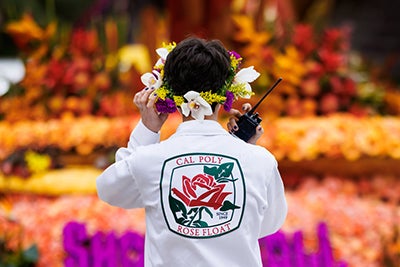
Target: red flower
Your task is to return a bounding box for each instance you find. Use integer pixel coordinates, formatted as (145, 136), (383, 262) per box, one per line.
(343, 77), (356, 96)
(44, 59), (67, 91)
(172, 174), (231, 210)
(329, 76), (343, 94)
(293, 24), (316, 56)
(69, 29), (99, 56)
(322, 27), (350, 52)
(318, 49), (343, 72)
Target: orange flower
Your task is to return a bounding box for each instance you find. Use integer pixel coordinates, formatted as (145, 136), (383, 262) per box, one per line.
(5, 14), (44, 49)
(105, 20), (119, 53)
(5, 14), (56, 58)
(272, 46), (307, 86)
(232, 15), (272, 69)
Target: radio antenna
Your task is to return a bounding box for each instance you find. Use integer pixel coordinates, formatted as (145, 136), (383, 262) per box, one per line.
(248, 77), (283, 115)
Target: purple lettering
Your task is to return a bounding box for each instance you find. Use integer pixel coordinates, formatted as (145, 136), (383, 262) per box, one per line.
(91, 231), (118, 267)
(120, 231), (145, 267)
(63, 222), (90, 267)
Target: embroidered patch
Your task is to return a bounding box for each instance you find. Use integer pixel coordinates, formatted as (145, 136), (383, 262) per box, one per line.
(160, 153), (245, 238)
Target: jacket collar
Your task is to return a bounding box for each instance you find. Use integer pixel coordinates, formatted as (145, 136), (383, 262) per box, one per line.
(173, 120), (229, 137)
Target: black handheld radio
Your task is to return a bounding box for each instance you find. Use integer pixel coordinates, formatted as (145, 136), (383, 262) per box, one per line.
(232, 77), (283, 142)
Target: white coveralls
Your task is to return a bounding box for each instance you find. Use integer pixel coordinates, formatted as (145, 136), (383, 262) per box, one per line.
(96, 119), (287, 267)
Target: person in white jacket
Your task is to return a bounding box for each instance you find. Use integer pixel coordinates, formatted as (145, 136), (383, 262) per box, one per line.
(96, 37), (287, 267)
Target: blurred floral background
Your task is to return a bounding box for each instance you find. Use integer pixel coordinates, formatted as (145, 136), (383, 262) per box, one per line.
(0, 0), (399, 266)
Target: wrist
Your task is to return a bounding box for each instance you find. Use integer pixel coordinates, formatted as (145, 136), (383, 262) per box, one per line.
(142, 121), (161, 133)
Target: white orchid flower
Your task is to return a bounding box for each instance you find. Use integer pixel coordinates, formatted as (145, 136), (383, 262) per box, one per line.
(140, 70), (162, 90)
(180, 91), (213, 120)
(155, 47), (170, 66)
(233, 66), (260, 98)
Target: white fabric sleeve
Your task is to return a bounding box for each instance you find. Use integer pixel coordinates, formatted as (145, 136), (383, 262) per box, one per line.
(259, 162), (288, 238)
(96, 119), (159, 209)
(115, 119), (160, 161)
(96, 158), (143, 209)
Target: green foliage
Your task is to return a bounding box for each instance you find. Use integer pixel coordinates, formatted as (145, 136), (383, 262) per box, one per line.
(0, 0), (94, 23)
(0, 241), (39, 267)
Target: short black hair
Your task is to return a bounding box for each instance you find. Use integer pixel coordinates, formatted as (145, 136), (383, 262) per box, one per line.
(163, 37), (231, 97)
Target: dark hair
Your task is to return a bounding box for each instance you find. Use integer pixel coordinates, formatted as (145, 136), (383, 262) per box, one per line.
(163, 37), (231, 97)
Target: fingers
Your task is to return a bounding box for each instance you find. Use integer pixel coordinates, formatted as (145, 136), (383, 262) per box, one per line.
(227, 102), (265, 144)
(147, 89), (158, 109)
(228, 103), (252, 117)
(227, 107), (241, 133)
(133, 87), (155, 109)
(227, 117), (238, 132)
(248, 124), (264, 145)
(228, 107), (241, 118)
(256, 124), (264, 135)
(133, 87), (168, 132)
(228, 103), (252, 132)
(227, 103), (251, 134)
(242, 103), (252, 112)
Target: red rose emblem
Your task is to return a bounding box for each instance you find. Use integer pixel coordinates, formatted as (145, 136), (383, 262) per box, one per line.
(172, 174), (231, 210)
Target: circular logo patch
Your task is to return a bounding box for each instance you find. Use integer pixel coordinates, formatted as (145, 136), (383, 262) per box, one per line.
(160, 153), (246, 238)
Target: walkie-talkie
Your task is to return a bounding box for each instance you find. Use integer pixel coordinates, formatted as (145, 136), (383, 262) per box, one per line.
(232, 77), (283, 142)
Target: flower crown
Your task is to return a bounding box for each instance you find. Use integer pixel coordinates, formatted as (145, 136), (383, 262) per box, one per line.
(141, 42), (260, 120)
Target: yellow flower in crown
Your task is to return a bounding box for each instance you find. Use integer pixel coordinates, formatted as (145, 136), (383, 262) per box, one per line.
(140, 42), (260, 116)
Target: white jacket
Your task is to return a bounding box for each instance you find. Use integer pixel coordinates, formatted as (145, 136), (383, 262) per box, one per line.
(97, 119), (287, 267)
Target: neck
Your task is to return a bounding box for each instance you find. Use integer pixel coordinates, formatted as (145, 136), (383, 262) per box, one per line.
(182, 115), (218, 122)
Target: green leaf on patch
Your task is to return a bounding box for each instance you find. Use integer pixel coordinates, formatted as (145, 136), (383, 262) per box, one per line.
(220, 200), (240, 211)
(169, 195), (187, 219)
(193, 220), (208, 227)
(217, 163), (234, 178)
(203, 207), (213, 219)
(204, 162), (234, 180)
(204, 166), (219, 177)
(188, 207), (198, 215)
(216, 177), (238, 183)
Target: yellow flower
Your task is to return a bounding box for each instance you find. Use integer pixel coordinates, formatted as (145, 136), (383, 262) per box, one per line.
(155, 86), (169, 100)
(118, 44), (151, 73)
(162, 42), (177, 52)
(25, 150), (51, 174)
(231, 15), (272, 69)
(200, 91), (226, 104)
(230, 54), (242, 69)
(105, 54), (119, 71)
(272, 46), (307, 86)
(229, 83), (254, 99)
(173, 96), (184, 107)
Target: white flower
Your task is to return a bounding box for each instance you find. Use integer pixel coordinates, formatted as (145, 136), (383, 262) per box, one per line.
(180, 91), (213, 120)
(140, 70), (162, 90)
(233, 66), (260, 98)
(155, 47), (170, 66)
